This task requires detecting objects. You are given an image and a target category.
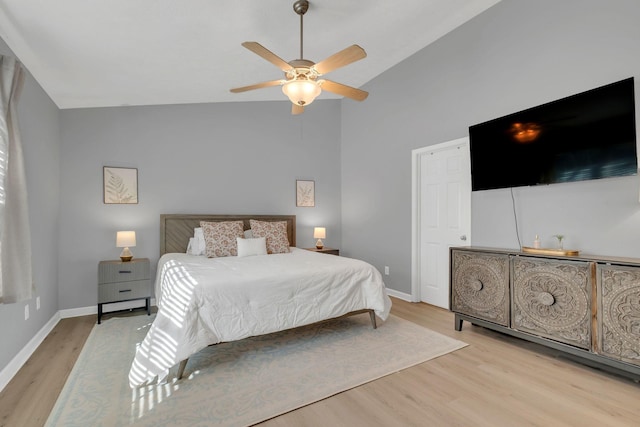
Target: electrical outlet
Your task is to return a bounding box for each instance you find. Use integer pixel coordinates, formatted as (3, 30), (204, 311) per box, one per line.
(24, 304), (29, 320)
(384, 266), (390, 275)
(36, 296), (40, 310)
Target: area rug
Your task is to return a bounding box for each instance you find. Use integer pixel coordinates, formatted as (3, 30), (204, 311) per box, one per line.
(46, 312), (467, 427)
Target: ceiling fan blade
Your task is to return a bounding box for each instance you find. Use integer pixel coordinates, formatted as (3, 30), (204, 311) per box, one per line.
(320, 80), (368, 101)
(242, 42), (292, 72)
(230, 80), (283, 93)
(292, 104), (304, 115)
(313, 45), (367, 75)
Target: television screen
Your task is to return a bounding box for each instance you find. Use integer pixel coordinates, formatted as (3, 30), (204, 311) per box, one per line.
(469, 77), (637, 191)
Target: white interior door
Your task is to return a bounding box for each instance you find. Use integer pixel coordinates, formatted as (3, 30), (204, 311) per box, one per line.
(411, 137), (471, 308)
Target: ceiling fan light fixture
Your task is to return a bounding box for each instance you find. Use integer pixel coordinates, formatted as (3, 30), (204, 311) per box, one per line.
(282, 79), (321, 106)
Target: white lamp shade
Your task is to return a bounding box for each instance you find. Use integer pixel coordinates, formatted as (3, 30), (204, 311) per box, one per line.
(313, 227), (326, 239)
(116, 231), (136, 248)
(282, 80), (321, 106)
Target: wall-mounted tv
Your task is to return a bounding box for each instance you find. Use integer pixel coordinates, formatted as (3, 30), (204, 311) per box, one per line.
(469, 77), (637, 191)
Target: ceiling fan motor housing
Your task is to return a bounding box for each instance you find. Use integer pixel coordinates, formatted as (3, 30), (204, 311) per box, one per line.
(286, 60), (318, 81)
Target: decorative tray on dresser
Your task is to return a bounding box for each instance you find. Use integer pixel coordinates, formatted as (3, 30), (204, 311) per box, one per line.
(521, 246), (580, 256)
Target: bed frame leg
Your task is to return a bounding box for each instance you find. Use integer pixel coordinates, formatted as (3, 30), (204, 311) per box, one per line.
(177, 359), (188, 380)
(369, 310), (377, 329)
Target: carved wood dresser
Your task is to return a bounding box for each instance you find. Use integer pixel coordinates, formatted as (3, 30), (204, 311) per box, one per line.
(450, 247), (640, 380)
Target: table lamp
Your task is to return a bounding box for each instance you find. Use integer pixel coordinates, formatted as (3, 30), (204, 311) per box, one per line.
(116, 231), (136, 262)
(313, 227), (326, 249)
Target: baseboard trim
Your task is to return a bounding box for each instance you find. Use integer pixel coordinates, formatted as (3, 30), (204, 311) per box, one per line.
(385, 288), (413, 302)
(0, 311), (61, 392)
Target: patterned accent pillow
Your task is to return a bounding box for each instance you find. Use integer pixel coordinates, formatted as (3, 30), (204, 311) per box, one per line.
(249, 220), (290, 254)
(200, 221), (244, 257)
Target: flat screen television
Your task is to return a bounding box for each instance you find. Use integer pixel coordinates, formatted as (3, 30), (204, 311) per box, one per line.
(469, 77), (637, 191)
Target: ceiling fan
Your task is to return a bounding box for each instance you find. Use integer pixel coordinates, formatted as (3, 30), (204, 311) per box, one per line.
(230, 0), (369, 115)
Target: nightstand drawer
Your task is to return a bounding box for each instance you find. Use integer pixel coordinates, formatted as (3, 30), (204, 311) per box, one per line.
(99, 260), (149, 283)
(98, 279), (150, 303)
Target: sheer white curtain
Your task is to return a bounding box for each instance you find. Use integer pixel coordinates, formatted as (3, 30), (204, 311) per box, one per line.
(0, 55), (33, 303)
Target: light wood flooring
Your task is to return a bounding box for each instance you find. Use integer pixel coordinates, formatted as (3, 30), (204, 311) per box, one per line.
(1, 298), (639, 427)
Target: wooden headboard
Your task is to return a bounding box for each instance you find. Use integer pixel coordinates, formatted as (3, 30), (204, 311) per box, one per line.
(160, 214), (296, 256)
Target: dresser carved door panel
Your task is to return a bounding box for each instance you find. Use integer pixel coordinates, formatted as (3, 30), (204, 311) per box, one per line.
(511, 256), (592, 349)
(450, 250), (510, 327)
(597, 265), (640, 367)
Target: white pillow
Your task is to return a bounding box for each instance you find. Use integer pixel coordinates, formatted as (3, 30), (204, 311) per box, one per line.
(186, 228), (206, 255)
(194, 227), (206, 254)
(236, 237), (267, 257)
(244, 229), (254, 239)
(186, 237), (196, 255)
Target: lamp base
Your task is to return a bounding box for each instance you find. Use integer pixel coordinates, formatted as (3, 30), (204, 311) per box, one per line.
(315, 239), (324, 250)
(120, 247), (133, 262)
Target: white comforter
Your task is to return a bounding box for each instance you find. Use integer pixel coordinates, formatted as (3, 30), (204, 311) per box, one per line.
(129, 247), (392, 387)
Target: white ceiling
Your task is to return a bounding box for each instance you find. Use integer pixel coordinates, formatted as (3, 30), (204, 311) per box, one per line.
(0, 0), (501, 109)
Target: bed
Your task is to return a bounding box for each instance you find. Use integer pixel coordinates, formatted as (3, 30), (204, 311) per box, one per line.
(128, 214), (392, 387)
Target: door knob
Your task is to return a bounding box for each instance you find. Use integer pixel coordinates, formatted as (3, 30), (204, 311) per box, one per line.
(460, 235), (467, 241)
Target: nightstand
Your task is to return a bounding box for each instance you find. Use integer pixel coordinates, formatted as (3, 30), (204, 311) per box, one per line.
(97, 258), (151, 324)
(304, 247), (339, 256)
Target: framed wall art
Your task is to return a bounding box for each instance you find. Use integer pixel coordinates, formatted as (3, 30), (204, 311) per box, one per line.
(296, 179), (315, 207)
(103, 166), (138, 204)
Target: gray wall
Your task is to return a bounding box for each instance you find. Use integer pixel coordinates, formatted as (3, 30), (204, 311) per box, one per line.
(341, 0), (640, 295)
(0, 39), (61, 370)
(58, 101), (343, 309)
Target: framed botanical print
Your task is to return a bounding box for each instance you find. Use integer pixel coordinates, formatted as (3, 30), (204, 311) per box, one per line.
(296, 180), (315, 207)
(103, 166), (138, 204)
